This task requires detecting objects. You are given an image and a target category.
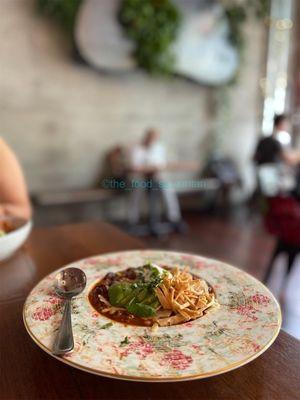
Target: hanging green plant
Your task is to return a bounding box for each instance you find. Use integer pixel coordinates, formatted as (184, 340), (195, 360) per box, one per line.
(118, 0), (181, 75)
(37, 0), (82, 33)
(36, 0), (269, 81)
(221, 0), (270, 52)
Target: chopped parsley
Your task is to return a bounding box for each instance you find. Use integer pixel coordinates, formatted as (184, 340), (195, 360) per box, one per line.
(100, 322), (113, 330)
(120, 336), (130, 347)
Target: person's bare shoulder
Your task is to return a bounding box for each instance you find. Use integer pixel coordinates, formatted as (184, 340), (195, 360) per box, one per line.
(0, 138), (11, 179)
(0, 137), (14, 159)
(0, 138), (21, 173)
(0, 137), (8, 151)
(0, 137), (6, 159)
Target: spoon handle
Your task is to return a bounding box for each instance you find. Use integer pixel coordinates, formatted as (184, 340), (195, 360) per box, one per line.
(53, 299), (74, 356)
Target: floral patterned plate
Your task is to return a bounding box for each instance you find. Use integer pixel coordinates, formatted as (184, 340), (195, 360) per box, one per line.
(23, 250), (281, 382)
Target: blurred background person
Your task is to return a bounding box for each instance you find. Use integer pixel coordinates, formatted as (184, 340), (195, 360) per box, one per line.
(253, 115), (300, 322)
(127, 128), (183, 231)
(0, 138), (31, 220)
(104, 145), (127, 185)
(253, 114), (296, 167)
(253, 114), (300, 198)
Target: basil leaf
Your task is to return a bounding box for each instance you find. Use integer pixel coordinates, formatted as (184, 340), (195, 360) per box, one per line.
(100, 322), (113, 329)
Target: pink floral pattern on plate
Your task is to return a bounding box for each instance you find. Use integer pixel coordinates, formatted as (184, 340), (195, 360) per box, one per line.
(23, 250), (281, 382)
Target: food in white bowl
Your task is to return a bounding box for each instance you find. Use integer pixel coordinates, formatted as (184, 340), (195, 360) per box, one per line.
(0, 217), (32, 261)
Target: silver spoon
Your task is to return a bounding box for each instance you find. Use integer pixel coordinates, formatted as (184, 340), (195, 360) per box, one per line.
(53, 267), (86, 356)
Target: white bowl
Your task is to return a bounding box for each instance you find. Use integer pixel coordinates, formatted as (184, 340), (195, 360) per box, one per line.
(0, 218), (32, 262)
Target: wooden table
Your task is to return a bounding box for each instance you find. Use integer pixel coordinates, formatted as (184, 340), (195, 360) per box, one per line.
(0, 222), (299, 400)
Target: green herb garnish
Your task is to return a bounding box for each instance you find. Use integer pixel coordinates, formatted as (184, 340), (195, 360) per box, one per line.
(100, 322), (113, 330)
(120, 336), (130, 347)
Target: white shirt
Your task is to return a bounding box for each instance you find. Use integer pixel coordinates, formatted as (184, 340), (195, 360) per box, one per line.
(129, 142), (167, 169)
(275, 129), (291, 148)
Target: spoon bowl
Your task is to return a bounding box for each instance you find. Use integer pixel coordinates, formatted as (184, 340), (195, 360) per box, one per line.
(54, 267), (87, 299)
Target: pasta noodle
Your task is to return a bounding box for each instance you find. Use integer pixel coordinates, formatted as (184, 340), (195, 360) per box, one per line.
(154, 267), (217, 326)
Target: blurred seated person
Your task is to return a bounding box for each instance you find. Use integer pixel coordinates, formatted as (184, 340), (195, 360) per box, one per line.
(0, 138), (31, 219)
(127, 128), (183, 229)
(105, 145), (127, 184)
